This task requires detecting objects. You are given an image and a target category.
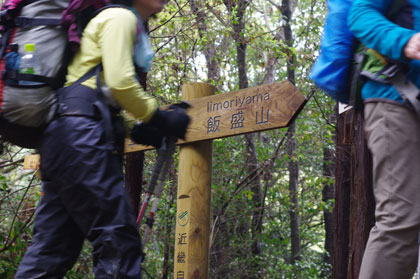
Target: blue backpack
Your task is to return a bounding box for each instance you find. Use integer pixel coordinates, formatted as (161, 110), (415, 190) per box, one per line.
(310, 0), (405, 106)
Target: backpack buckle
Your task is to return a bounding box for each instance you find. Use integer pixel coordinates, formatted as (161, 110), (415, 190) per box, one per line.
(2, 69), (18, 81)
(382, 63), (400, 79)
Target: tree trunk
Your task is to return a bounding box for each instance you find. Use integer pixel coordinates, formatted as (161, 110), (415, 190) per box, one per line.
(333, 108), (351, 279)
(245, 133), (263, 255)
(124, 66), (149, 215)
(224, 1), (264, 276)
(226, 0), (264, 252)
(281, 0), (301, 265)
(333, 108), (375, 279)
(125, 152), (144, 215)
(348, 110), (375, 279)
(236, 3), (264, 250)
(227, 0), (249, 90)
(323, 144), (335, 278)
(287, 121), (301, 264)
(188, 0), (221, 84)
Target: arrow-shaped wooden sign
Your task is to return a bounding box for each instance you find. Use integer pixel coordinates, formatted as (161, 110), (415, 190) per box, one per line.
(125, 80), (306, 153)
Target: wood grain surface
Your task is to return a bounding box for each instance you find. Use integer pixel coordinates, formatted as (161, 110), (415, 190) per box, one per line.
(125, 80), (306, 153)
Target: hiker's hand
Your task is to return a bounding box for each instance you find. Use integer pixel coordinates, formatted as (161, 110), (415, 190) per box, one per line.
(148, 106), (190, 140)
(130, 122), (164, 148)
(404, 32), (420, 60)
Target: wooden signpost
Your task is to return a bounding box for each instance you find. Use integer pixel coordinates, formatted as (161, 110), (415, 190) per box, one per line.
(167, 81), (305, 279)
(23, 80), (306, 279)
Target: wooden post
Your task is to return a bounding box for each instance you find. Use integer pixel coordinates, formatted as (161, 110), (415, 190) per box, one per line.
(174, 83), (214, 279)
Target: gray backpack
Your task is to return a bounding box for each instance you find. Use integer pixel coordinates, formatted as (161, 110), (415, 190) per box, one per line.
(0, 0), (108, 148)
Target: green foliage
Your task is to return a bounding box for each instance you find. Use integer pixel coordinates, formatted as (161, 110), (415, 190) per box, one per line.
(0, 0), (337, 278)
(0, 145), (34, 278)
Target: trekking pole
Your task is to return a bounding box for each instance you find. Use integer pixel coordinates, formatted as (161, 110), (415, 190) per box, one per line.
(136, 136), (174, 229)
(136, 101), (190, 259)
(141, 136), (176, 248)
(137, 136), (175, 266)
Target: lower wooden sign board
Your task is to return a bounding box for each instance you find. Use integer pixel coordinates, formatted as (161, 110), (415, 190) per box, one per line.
(23, 154), (40, 170)
(125, 80), (306, 153)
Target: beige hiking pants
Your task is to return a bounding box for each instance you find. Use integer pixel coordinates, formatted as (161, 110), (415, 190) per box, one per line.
(359, 102), (420, 279)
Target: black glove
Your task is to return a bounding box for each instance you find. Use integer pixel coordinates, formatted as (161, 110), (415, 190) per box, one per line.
(148, 103), (190, 140)
(130, 122), (164, 148)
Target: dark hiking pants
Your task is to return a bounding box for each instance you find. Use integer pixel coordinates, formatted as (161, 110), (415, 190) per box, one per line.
(15, 86), (142, 278)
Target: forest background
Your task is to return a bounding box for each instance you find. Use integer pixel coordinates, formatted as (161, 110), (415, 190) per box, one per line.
(0, 0), (338, 278)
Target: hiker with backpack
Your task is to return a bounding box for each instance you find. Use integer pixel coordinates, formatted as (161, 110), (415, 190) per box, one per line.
(347, 0), (420, 278)
(14, 0), (190, 278)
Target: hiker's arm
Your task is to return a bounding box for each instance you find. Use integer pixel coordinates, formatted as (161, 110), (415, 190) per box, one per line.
(99, 8), (157, 123)
(348, 0), (416, 61)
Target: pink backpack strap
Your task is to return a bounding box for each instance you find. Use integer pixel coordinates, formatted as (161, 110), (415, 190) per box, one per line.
(61, 0), (110, 49)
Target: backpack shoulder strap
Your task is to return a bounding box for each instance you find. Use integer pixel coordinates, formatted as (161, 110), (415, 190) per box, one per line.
(390, 72), (420, 120)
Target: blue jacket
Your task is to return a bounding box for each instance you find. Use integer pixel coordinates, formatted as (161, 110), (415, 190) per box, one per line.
(348, 0), (420, 103)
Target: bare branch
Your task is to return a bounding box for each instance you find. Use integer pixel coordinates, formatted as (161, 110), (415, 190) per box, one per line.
(0, 158), (24, 169)
(2, 174), (36, 252)
(149, 1), (189, 34)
